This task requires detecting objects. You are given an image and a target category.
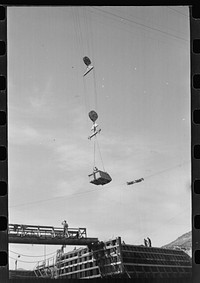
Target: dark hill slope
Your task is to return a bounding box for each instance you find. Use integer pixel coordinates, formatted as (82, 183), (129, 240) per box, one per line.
(162, 231), (191, 257)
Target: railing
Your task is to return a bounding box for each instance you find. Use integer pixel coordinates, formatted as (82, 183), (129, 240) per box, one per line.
(34, 257), (57, 279)
(34, 255), (58, 278)
(9, 224), (87, 239)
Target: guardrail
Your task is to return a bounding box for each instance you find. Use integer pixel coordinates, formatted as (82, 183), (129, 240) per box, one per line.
(9, 224), (87, 239)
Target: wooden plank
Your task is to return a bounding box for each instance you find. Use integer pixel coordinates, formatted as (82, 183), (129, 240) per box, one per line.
(9, 235), (98, 246)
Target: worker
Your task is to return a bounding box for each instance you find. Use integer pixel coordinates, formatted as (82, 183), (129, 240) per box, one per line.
(77, 228), (83, 239)
(51, 227), (55, 238)
(62, 220), (69, 237)
(147, 237), (152, 247)
(13, 224), (18, 232)
(144, 238), (148, 247)
(61, 245), (66, 253)
(37, 226), (41, 237)
(20, 225), (26, 237)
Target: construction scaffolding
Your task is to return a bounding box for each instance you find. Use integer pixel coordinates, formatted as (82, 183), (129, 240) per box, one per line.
(33, 237), (192, 279)
(9, 224), (98, 246)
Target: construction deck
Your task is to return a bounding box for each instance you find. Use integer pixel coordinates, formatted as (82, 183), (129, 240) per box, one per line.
(9, 224), (98, 246)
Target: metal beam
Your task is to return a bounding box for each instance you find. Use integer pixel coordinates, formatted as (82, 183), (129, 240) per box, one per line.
(9, 236), (98, 246)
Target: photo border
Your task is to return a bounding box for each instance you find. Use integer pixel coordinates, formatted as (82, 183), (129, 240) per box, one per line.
(0, 3), (197, 283)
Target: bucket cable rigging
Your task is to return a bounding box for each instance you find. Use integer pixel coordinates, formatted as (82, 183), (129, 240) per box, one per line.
(92, 68), (98, 111)
(96, 136), (105, 172)
(93, 137), (96, 169)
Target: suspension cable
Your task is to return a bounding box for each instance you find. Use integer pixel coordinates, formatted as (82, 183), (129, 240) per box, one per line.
(83, 76), (90, 126)
(96, 136), (105, 172)
(10, 160), (189, 208)
(9, 250), (57, 258)
(93, 137), (96, 169)
(93, 68), (98, 111)
(9, 255), (53, 264)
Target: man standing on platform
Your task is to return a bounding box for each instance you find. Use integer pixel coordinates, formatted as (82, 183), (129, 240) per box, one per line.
(62, 220), (69, 238)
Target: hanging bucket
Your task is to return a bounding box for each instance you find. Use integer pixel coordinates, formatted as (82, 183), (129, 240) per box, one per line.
(88, 169), (112, 185)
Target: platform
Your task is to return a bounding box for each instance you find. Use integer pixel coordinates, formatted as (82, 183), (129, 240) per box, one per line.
(8, 224), (98, 246)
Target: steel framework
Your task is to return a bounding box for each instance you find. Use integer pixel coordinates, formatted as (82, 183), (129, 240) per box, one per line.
(9, 224), (98, 246)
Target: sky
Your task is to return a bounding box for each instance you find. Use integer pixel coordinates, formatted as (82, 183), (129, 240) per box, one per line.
(8, 6), (190, 270)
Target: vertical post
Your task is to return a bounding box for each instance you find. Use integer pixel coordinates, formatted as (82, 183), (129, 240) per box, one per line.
(44, 245), (46, 262)
(117, 237), (124, 274)
(15, 255), (20, 270)
(52, 257), (54, 278)
(117, 237), (131, 278)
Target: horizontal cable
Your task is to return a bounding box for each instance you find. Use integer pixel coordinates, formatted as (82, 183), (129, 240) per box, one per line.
(9, 249), (57, 258)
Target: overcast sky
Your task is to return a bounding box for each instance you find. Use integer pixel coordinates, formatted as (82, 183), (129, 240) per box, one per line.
(8, 6), (190, 270)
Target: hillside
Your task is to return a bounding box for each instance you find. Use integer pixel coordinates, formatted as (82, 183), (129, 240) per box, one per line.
(162, 231), (192, 257)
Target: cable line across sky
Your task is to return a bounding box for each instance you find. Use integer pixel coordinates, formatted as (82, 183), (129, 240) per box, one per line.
(9, 256), (54, 264)
(10, 250), (57, 258)
(10, 160), (190, 209)
(90, 7), (189, 43)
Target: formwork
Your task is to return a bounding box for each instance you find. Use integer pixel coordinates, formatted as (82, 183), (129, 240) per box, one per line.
(34, 237), (192, 279)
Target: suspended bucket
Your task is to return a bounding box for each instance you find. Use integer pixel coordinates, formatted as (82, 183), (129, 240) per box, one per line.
(88, 169), (112, 185)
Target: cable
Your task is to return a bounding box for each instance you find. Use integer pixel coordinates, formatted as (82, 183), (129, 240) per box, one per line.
(72, 7), (90, 128)
(83, 75), (90, 124)
(76, 8), (86, 56)
(90, 7), (188, 43)
(86, 8), (188, 52)
(10, 250), (57, 258)
(73, 8), (96, 128)
(96, 136), (105, 172)
(144, 160), (189, 180)
(112, 6), (189, 36)
(82, 7), (92, 58)
(134, 206), (190, 244)
(93, 137), (96, 169)
(88, 9), (95, 68)
(167, 6), (189, 18)
(9, 256), (49, 264)
(74, 9), (100, 172)
(9, 188), (98, 208)
(93, 68), (98, 111)
(10, 160), (189, 208)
